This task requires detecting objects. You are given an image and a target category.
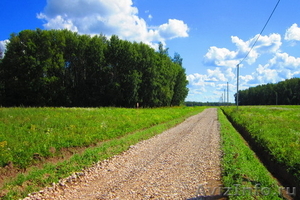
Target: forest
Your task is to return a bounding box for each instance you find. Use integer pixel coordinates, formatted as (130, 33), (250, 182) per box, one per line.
(235, 77), (300, 105)
(185, 101), (225, 106)
(0, 29), (188, 107)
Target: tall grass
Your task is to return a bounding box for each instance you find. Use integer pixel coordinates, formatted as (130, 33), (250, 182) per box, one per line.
(221, 106), (300, 182)
(218, 108), (284, 199)
(0, 107), (204, 169)
(0, 106), (206, 199)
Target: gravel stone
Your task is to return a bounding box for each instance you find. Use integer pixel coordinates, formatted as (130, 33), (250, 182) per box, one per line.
(25, 108), (222, 200)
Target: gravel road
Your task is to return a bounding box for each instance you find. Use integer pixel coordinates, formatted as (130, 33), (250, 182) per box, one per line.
(25, 108), (222, 200)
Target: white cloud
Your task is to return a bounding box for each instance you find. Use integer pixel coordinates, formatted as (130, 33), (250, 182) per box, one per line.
(207, 68), (227, 82)
(0, 40), (9, 59)
(231, 35), (259, 64)
(189, 33), (284, 102)
(269, 52), (300, 69)
(157, 19), (189, 40)
(266, 53), (300, 80)
(240, 74), (254, 84)
(254, 64), (279, 83)
(233, 33), (281, 64)
(225, 67), (236, 81)
(186, 66), (233, 101)
(187, 67), (230, 87)
(188, 56), (236, 101)
(37, 0), (189, 47)
(253, 34), (281, 53)
(204, 33), (282, 67)
(285, 23), (300, 41)
(204, 46), (238, 68)
(187, 73), (209, 87)
(239, 52), (300, 88)
(38, 14), (78, 32)
(186, 71), (236, 102)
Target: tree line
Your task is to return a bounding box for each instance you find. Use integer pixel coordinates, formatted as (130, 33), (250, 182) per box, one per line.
(0, 29), (188, 107)
(235, 78), (300, 105)
(185, 101), (231, 106)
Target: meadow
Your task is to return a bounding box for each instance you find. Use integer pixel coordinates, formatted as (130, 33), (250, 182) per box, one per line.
(221, 106), (300, 197)
(0, 106), (205, 169)
(2, 105), (298, 199)
(0, 106), (206, 199)
(218, 109), (284, 199)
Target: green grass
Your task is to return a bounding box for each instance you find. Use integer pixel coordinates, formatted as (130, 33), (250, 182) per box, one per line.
(0, 106), (206, 199)
(0, 106), (205, 169)
(218, 108), (284, 199)
(221, 106), (300, 182)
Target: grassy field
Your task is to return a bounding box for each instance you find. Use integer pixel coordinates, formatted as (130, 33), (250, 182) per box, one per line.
(0, 106), (206, 199)
(0, 106), (206, 169)
(218, 108), (285, 199)
(221, 106), (300, 183)
(3, 105), (297, 199)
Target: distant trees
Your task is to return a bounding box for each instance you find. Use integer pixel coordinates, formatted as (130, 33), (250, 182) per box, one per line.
(185, 101), (225, 106)
(0, 29), (189, 107)
(235, 78), (300, 105)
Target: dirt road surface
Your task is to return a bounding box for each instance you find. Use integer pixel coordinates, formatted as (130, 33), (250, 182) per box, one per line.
(25, 108), (222, 200)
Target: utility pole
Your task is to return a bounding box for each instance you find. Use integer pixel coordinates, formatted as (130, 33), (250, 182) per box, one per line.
(221, 93), (223, 105)
(237, 64), (239, 109)
(224, 89), (226, 105)
(227, 82), (229, 105)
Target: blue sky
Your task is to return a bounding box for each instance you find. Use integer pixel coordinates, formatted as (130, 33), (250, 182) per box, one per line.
(1, 0), (300, 103)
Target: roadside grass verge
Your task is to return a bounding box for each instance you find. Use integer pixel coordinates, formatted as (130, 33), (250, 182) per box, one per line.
(221, 106), (300, 188)
(0, 106), (206, 199)
(218, 108), (284, 199)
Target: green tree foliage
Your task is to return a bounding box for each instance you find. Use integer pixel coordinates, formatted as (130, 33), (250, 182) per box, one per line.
(0, 29), (189, 107)
(185, 101), (226, 106)
(235, 78), (300, 105)
(171, 53), (189, 106)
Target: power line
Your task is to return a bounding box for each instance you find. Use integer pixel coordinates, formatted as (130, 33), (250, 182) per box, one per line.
(238, 0), (281, 65)
(236, 0), (281, 109)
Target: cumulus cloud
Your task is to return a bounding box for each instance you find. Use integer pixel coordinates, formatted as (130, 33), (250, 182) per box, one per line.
(37, 0), (189, 47)
(207, 68), (227, 82)
(253, 64), (280, 83)
(189, 33), (286, 102)
(204, 46), (239, 68)
(203, 46), (236, 68)
(187, 67), (231, 87)
(157, 19), (189, 40)
(38, 14), (78, 32)
(240, 52), (300, 88)
(251, 34), (281, 54)
(0, 40), (9, 59)
(186, 71), (236, 102)
(269, 52), (300, 70)
(186, 73), (215, 101)
(204, 33), (282, 67)
(186, 65), (235, 101)
(187, 24), (300, 102)
(265, 53), (300, 80)
(285, 23), (300, 41)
